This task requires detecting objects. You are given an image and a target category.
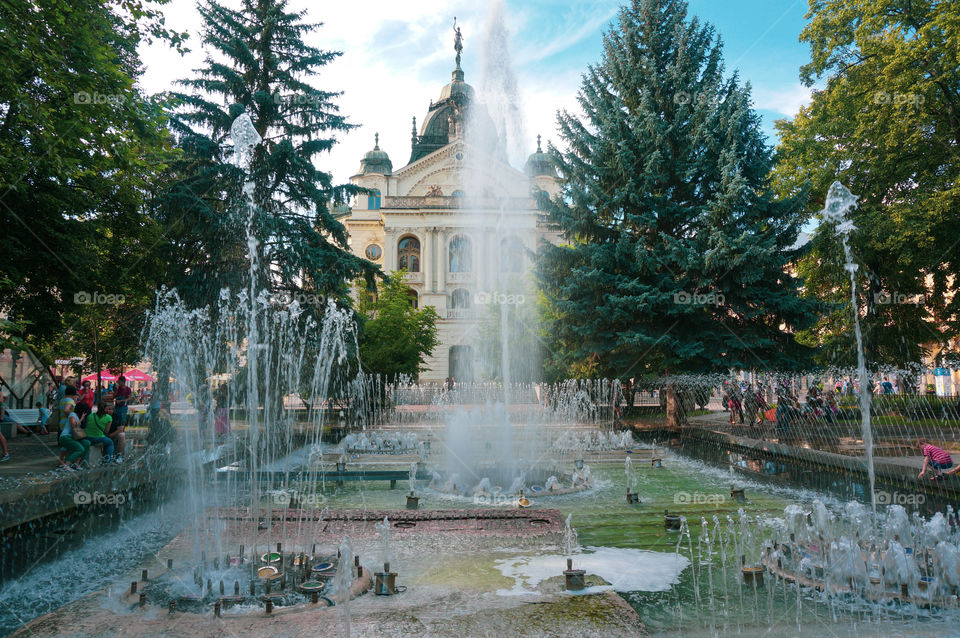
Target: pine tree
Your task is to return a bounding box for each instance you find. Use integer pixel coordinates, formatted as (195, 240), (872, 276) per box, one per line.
(538, 0), (821, 421)
(157, 0), (377, 313)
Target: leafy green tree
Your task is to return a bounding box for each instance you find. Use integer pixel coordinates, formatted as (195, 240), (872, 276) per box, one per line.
(357, 273), (439, 380)
(773, 0), (959, 367)
(0, 0), (181, 368)
(157, 0), (379, 315)
(538, 0), (821, 423)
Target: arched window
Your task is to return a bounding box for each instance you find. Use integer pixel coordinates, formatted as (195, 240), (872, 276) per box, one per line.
(398, 236), (420, 272)
(450, 289), (471, 309)
(500, 236), (525, 273)
(449, 235), (472, 273)
(368, 189), (381, 210)
(407, 288), (419, 309)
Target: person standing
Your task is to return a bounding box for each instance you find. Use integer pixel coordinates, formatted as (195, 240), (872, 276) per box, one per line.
(77, 380), (95, 410)
(213, 384), (231, 440)
(113, 375), (132, 429)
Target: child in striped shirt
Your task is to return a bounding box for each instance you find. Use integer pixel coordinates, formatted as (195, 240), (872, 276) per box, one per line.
(917, 439), (956, 480)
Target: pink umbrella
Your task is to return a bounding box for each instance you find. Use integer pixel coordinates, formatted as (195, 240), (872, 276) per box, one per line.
(122, 368), (155, 383)
(82, 370), (118, 383)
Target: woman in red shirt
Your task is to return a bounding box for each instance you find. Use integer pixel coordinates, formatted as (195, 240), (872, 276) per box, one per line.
(77, 380), (95, 409)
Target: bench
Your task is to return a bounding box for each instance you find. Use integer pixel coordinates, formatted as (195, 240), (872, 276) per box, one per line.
(1, 408), (47, 438)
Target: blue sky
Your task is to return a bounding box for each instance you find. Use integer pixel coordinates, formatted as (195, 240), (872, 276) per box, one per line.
(139, 0), (815, 184)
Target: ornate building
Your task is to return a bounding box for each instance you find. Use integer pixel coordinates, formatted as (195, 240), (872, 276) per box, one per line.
(343, 42), (560, 383)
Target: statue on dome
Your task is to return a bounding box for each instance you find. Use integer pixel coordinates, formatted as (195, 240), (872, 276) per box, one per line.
(453, 18), (463, 68)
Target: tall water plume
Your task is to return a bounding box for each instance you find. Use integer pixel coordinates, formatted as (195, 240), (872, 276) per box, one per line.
(820, 181), (874, 512)
(436, 2), (549, 493)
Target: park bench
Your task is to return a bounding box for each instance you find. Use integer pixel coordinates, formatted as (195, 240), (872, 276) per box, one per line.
(0, 408), (45, 438)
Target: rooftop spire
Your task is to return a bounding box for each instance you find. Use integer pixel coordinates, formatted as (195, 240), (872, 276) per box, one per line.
(374, 132), (380, 149)
(537, 134), (542, 152)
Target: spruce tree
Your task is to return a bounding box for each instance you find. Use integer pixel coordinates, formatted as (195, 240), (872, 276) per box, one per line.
(157, 0), (377, 313)
(538, 0), (821, 420)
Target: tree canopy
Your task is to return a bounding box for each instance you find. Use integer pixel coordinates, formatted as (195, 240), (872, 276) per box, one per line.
(356, 273), (439, 380)
(538, 0), (821, 384)
(773, 0), (960, 368)
(0, 0), (181, 370)
(156, 0), (379, 317)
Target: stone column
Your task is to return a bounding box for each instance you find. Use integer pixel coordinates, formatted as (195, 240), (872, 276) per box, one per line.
(385, 228), (397, 272)
(424, 227), (434, 292)
(437, 230), (448, 295)
(430, 228), (438, 293)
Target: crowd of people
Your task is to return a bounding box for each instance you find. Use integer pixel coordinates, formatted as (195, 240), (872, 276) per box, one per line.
(53, 375), (133, 470)
(720, 376), (910, 432)
(0, 375), (139, 468)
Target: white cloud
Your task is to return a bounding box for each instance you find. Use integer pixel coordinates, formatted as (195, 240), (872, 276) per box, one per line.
(752, 83), (812, 117)
(138, 0), (590, 185)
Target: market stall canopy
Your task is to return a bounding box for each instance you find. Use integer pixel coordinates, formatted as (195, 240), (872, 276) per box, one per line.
(81, 368), (155, 383)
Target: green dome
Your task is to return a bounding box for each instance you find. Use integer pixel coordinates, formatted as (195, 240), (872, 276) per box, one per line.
(358, 133), (392, 175)
(524, 135), (555, 177)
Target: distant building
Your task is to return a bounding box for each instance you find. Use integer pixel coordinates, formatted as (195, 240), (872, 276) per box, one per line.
(342, 42), (560, 383)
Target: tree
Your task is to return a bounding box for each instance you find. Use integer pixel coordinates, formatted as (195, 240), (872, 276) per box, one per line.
(537, 0), (821, 422)
(0, 0), (182, 370)
(156, 0), (379, 316)
(356, 274), (439, 380)
(772, 0), (960, 367)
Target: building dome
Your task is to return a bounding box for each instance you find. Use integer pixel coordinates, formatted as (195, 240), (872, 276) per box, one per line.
(438, 68), (474, 102)
(524, 135), (555, 177)
(358, 133), (392, 175)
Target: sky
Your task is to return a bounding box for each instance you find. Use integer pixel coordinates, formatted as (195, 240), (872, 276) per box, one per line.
(139, 0), (815, 185)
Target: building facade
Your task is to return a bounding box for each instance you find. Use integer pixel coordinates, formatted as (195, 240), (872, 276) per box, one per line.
(343, 56), (559, 383)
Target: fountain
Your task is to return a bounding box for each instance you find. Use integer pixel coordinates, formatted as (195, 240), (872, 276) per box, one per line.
(12, 10), (960, 638)
(821, 181), (875, 512)
(625, 457), (639, 504)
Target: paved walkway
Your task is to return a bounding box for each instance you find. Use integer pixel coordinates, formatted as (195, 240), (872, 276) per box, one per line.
(0, 430), (69, 478)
